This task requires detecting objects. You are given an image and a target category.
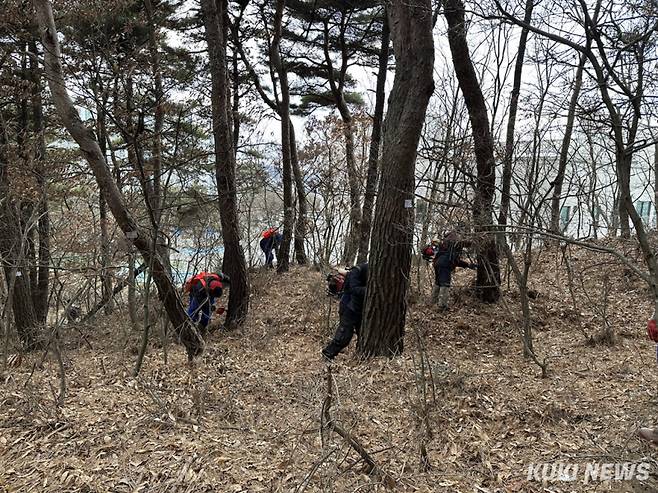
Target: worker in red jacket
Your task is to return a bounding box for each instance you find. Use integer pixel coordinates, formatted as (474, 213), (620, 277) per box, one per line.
(260, 227), (282, 268)
(183, 272), (230, 330)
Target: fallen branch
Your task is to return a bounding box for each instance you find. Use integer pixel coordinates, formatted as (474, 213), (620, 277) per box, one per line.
(321, 365), (394, 488)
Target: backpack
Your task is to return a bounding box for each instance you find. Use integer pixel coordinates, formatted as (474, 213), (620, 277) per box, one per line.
(262, 228), (276, 239)
(421, 245), (435, 262)
(326, 272), (346, 298)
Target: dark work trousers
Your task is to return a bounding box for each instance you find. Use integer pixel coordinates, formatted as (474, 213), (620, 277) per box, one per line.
(260, 237), (275, 267)
(188, 293), (214, 329)
(435, 265), (453, 287)
(322, 305), (361, 360)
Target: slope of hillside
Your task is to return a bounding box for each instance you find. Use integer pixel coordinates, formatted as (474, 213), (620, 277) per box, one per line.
(1, 253), (657, 492)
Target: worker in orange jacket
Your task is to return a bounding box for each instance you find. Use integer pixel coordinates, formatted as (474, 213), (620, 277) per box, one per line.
(260, 227), (282, 268)
(183, 272), (230, 330)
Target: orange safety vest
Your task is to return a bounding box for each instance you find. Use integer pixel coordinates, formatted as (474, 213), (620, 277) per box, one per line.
(183, 272), (222, 293)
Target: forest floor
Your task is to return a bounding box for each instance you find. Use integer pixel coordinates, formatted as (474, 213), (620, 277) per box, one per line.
(2, 247), (658, 492)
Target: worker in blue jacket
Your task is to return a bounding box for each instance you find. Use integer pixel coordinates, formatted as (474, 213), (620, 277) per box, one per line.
(432, 231), (476, 310)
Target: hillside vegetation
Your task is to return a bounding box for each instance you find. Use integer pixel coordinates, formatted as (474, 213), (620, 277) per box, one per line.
(1, 249), (657, 492)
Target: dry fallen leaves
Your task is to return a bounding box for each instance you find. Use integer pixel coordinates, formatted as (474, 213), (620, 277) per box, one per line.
(0, 256), (657, 492)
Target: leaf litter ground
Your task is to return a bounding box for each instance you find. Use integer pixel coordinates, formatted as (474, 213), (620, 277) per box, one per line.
(1, 250), (658, 492)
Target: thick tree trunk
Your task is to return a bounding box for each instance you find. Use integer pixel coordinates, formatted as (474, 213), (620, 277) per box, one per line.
(3, 263), (40, 350)
(357, 12), (389, 264)
(0, 43), (40, 349)
(34, 0), (204, 359)
(549, 52), (587, 238)
(200, 0), (250, 325)
(0, 209), (40, 350)
(0, 152), (39, 349)
(290, 124), (308, 264)
(444, 0), (500, 303)
(358, 0), (434, 357)
(269, 0), (294, 273)
(99, 194), (113, 314)
(497, 0), (533, 227)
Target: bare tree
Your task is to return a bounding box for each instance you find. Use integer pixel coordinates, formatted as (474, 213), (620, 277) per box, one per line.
(444, 0), (500, 303)
(33, 0), (204, 359)
(496, 0), (658, 313)
(549, 50), (589, 238)
(497, 0), (533, 227)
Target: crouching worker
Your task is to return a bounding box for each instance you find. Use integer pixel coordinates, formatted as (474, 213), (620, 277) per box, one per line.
(260, 227), (282, 268)
(432, 231), (476, 310)
(184, 272), (230, 331)
(322, 263), (368, 361)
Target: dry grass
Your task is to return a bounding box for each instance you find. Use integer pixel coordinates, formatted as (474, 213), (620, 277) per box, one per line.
(1, 249), (658, 492)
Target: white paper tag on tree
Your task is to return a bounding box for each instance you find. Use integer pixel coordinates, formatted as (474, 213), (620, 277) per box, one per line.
(404, 199), (413, 209)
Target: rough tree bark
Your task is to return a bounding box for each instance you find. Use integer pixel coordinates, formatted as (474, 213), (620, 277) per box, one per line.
(497, 0), (533, 227)
(33, 0), (204, 359)
(269, 0), (294, 273)
(444, 0), (500, 303)
(0, 199), (40, 349)
(0, 43), (40, 350)
(358, 0), (434, 357)
(200, 0), (250, 325)
(356, 11), (389, 264)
